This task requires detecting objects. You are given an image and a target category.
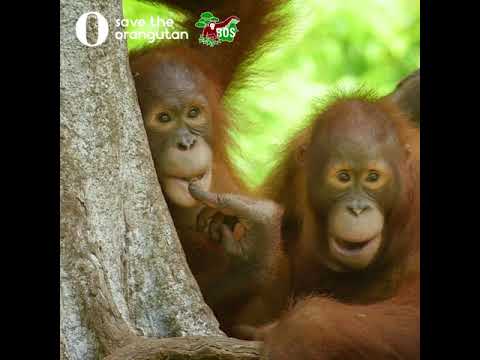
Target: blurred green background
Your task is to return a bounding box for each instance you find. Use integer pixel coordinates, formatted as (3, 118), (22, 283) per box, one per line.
(123, 0), (420, 189)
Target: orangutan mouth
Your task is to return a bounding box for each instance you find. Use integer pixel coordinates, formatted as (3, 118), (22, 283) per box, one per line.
(331, 234), (381, 256)
(166, 170), (207, 185)
(161, 168), (213, 208)
(335, 237), (373, 251)
(184, 173), (206, 183)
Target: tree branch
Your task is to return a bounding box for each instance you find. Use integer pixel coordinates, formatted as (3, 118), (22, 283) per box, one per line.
(105, 336), (264, 360)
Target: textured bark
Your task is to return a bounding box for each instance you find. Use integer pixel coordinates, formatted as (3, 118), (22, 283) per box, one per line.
(60, 0), (231, 359)
(105, 337), (263, 360)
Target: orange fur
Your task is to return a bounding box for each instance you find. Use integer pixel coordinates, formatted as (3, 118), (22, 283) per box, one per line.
(259, 94), (420, 359)
(130, 0), (290, 335)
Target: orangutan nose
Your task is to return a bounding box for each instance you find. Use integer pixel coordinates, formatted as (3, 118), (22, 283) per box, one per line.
(347, 201), (371, 216)
(176, 129), (197, 151)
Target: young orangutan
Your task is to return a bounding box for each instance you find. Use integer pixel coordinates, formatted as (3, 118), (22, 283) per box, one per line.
(248, 92), (420, 359)
(129, 0), (290, 335)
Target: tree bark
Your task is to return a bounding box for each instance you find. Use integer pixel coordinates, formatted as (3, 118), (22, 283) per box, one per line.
(59, 0), (256, 359)
(104, 337), (263, 360)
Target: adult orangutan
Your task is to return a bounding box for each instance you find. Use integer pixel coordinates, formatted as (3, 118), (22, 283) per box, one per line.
(129, 0), (290, 335)
(248, 92), (420, 359)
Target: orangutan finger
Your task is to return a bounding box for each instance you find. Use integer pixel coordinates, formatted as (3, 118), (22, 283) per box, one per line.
(189, 184), (256, 219)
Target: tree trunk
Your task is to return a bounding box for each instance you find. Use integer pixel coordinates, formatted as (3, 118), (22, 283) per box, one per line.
(60, 1), (259, 359)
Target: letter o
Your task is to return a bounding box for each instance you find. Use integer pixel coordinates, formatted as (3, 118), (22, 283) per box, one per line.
(75, 12), (109, 47)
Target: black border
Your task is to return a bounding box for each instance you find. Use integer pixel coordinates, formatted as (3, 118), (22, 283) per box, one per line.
(6, 1), (59, 356)
(421, 0), (462, 357)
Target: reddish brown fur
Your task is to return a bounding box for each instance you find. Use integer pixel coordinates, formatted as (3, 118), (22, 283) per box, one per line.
(134, 0), (289, 93)
(129, 1), (290, 335)
(156, 0), (289, 92)
(259, 94), (420, 359)
(385, 69), (420, 125)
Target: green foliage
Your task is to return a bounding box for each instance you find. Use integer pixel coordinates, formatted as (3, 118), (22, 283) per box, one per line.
(123, 0), (420, 189)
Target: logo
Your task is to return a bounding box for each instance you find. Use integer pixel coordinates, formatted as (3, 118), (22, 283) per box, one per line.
(75, 12), (188, 47)
(195, 12), (240, 47)
(75, 12), (109, 47)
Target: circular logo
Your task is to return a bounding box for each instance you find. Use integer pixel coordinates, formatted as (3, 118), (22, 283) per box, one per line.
(75, 12), (109, 47)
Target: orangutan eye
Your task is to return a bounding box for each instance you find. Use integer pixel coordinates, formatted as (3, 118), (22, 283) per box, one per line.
(188, 107), (200, 118)
(366, 171), (380, 182)
(157, 112), (171, 123)
(337, 171), (351, 183)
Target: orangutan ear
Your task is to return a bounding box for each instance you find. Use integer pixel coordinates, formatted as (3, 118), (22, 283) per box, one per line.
(295, 144), (308, 165)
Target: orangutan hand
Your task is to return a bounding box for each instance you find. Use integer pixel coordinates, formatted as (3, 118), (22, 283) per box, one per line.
(188, 183), (283, 262)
